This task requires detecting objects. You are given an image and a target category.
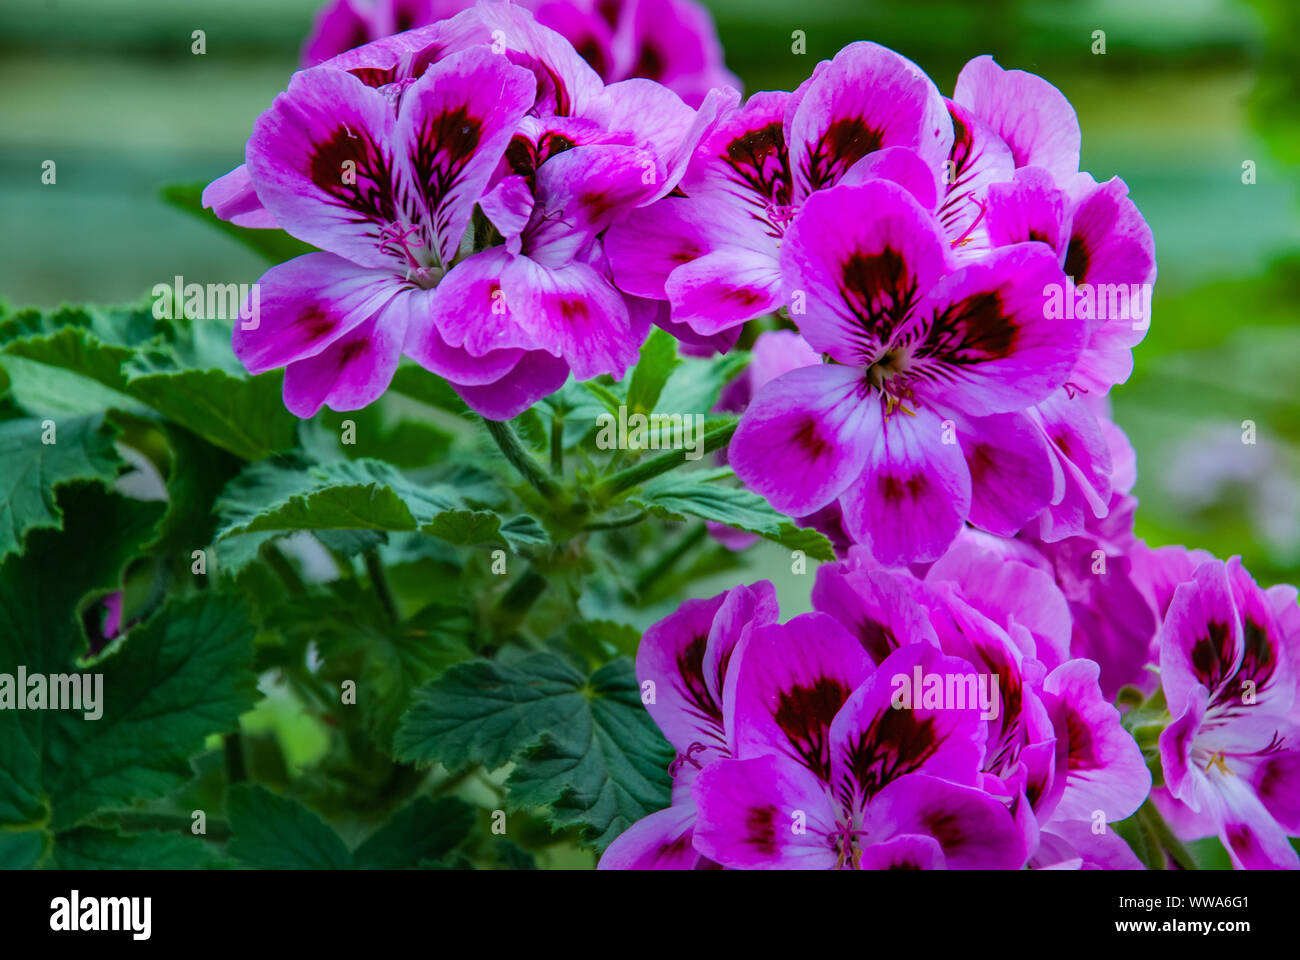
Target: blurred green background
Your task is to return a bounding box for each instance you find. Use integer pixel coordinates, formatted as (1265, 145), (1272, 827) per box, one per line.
(2, 0), (1299, 590)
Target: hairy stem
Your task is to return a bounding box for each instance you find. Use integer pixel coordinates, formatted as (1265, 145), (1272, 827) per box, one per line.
(591, 420), (737, 502)
(483, 417), (559, 499)
(364, 548), (399, 624)
(635, 524), (707, 596)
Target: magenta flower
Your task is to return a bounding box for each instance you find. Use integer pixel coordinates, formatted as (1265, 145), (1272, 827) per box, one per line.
(300, 0), (739, 108)
(606, 42), (953, 345)
(728, 177), (1083, 565)
(693, 636), (1026, 869)
(212, 4), (716, 418)
(1155, 557), (1300, 869)
(597, 581), (779, 869)
(814, 549), (1149, 865)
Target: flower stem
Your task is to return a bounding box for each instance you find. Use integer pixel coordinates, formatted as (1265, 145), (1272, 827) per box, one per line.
(591, 420), (737, 502)
(364, 548), (398, 624)
(483, 417), (559, 499)
(635, 524), (707, 596)
(550, 414), (565, 475)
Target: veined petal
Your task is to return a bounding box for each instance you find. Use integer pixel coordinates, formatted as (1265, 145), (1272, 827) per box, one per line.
(829, 643), (988, 810)
(951, 410), (1055, 536)
(448, 348), (570, 421)
(811, 564), (941, 666)
(247, 67), (403, 269)
(839, 404), (972, 566)
(902, 243), (1080, 416)
(781, 179), (949, 365)
(395, 47), (537, 266)
(281, 289), (410, 417)
(937, 100), (1014, 246)
(1042, 659), (1150, 824)
(1159, 560), (1244, 715)
(953, 55), (1081, 181)
(664, 247), (783, 335)
(840, 145), (939, 211)
(789, 41), (952, 201)
(730, 364), (877, 516)
(233, 252), (403, 375)
(857, 833), (946, 870)
(597, 801), (711, 870)
(862, 774), (1028, 869)
(692, 754), (840, 869)
(984, 165), (1067, 252)
(680, 90), (793, 218)
(725, 612), (874, 781)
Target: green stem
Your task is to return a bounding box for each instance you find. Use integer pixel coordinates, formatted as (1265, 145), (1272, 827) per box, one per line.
(364, 549), (399, 623)
(591, 420), (737, 502)
(223, 732), (247, 785)
(1137, 801), (1197, 869)
(584, 509), (647, 532)
(635, 524), (707, 595)
(483, 417), (559, 499)
(264, 544), (306, 595)
(550, 413), (565, 475)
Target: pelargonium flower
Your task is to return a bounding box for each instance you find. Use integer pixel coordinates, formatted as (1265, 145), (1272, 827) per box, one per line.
(605, 41), (953, 348)
(814, 545), (1149, 867)
(300, 0), (739, 108)
(1153, 557), (1300, 869)
(597, 581), (779, 869)
(728, 178), (1084, 565)
(692, 633), (1026, 869)
(208, 3), (718, 418)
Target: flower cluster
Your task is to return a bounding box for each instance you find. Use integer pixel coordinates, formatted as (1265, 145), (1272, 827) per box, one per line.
(602, 533), (1300, 870)
(205, 1), (730, 419)
(203, 0), (1299, 869)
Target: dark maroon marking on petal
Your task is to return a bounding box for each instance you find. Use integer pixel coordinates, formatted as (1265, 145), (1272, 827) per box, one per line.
(791, 417), (834, 463)
(675, 632), (722, 732)
(335, 339), (369, 368)
(669, 241), (703, 265)
(1217, 616), (1279, 706)
(1063, 234), (1090, 282)
(505, 135), (537, 179)
(294, 305), (340, 345)
(1224, 824), (1257, 862)
(349, 66), (401, 88)
(967, 444), (997, 482)
(406, 106), (484, 242)
(938, 107), (987, 231)
(847, 616), (898, 665)
(596, 0), (621, 28)
(724, 288), (766, 309)
(745, 804), (780, 856)
(1052, 431), (1073, 458)
(804, 117), (885, 192)
(773, 677), (855, 780)
(309, 126), (399, 226)
(922, 809), (967, 849)
(1062, 702), (1098, 771)
(631, 43), (665, 82)
(573, 37), (610, 80)
(657, 832), (694, 862)
(886, 857), (926, 870)
(840, 709), (939, 800)
(881, 474), (928, 505)
(1028, 230), (1054, 246)
(917, 291), (1018, 367)
(723, 122), (792, 211)
(839, 249), (920, 351)
(1190, 620), (1234, 693)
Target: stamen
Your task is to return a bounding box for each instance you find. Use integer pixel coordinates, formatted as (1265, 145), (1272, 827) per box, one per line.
(1204, 751), (1235, 777)
(668, 741), (709, 776)
(1062, 381), (1090, 399)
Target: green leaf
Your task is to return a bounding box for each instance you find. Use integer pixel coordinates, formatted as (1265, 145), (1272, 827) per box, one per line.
(0, 413), (122, 562)
(0, 486), (259, 831)
(226, 784), (351, 869)
(1, 304), (297, 460)
(159, 181), (316, 265)
(632, 467), (836, 561)
(352, 797), (475, 868)
(422, 510), (549, 550)
(0, 828), (50, 869)
(0, 484), (164, 828)
(395, 654), (672, 851)
(626, 327), (680, 415)
(49, 827), (220, 869)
